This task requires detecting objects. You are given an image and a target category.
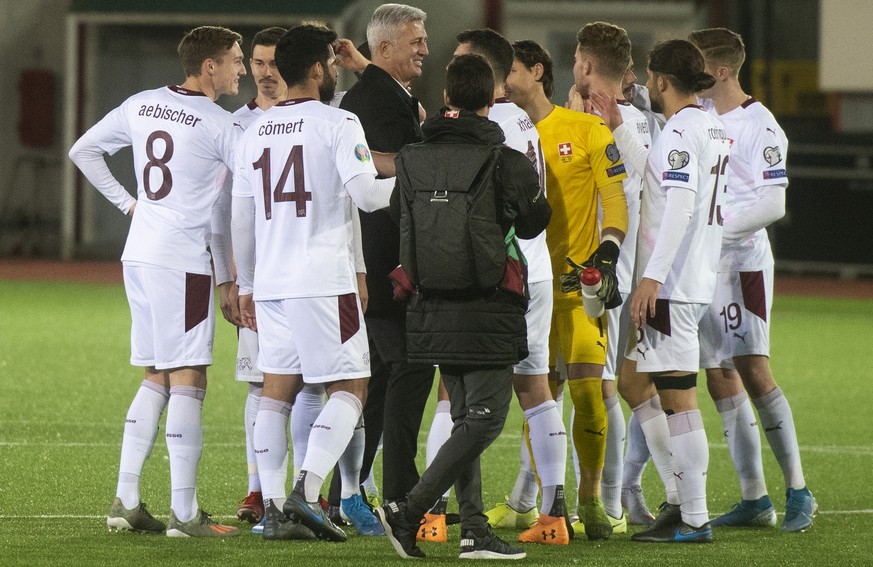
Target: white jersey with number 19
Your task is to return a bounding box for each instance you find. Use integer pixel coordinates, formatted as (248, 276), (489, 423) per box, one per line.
(232, 97), (378, 300)
(637, 105), (729, 303)
(71, 85), (239, 275)
(706, 98), (789, 272)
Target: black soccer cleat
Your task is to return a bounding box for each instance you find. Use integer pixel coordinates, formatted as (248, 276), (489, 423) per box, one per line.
(631, 520), (713, 543)
(376, 501), (425, 559)
(283, 491), (347, 542)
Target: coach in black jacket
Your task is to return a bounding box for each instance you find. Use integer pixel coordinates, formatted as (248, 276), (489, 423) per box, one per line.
(338, 3), (435, 506)
(377, 54), (551, 559)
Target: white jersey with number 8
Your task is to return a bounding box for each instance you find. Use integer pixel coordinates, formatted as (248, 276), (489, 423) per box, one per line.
(73, 85), (239, 275)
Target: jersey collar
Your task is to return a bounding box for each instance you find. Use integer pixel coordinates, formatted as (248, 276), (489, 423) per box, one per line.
(676, 103), (705, 114)
(740, 97), (758, 109)
(168, 85), (207, 97)
(276, 97), (317, 106)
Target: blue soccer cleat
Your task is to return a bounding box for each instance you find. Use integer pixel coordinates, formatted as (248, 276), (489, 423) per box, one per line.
(341, 494), (385, 536)
(782, 487), (818, 532)
(711, 495), (777, 527)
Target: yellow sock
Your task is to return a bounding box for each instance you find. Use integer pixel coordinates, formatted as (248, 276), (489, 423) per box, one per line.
(568, 377), (607, 471)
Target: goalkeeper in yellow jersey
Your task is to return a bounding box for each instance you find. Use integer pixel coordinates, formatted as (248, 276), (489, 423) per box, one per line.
(506, 39), (628, 540)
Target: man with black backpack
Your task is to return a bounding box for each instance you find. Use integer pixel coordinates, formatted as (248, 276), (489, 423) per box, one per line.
(375, 53), (551, 560)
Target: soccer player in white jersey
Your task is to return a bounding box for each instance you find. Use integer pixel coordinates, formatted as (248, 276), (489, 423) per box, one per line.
(230, 26), (330, 532)
(571, 22), (656, 535)
(689, 28), (817, 532)
(68, 25), (246, 537)
(592, 39), (729, 543)
(440, 29), (569, 547)
(232, 25), (289, 527)
(615, 63), (660, 526)
(231, 24), (396, 543)
(231, 29), (378, 533)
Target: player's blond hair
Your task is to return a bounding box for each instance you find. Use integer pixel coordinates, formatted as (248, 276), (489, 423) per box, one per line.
(576, 22), (632, 82)
(178, 26), (242, 77)
(687, 28), (745, 77)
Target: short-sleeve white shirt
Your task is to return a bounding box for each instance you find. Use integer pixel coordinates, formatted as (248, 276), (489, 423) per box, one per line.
(232, 98), (377, 300)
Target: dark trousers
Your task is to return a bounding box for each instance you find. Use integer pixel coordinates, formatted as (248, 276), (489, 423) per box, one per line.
(406, 364), (513, 533)
(361, 315), (435, 502)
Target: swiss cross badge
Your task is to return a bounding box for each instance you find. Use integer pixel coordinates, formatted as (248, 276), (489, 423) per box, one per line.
(445, 109), (460, 118)
(558, 142), (573, 162)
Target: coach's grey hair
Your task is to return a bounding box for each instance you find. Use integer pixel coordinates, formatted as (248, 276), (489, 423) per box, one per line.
(366, 3), (427, 54)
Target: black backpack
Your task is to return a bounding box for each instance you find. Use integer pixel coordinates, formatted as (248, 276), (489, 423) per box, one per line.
(396, 142), (505, 293)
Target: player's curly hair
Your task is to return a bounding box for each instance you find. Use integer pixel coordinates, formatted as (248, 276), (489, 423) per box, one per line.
(178, 26), (242, 78)
(511, 40), (554, 98)
(648, 39), (715, 94)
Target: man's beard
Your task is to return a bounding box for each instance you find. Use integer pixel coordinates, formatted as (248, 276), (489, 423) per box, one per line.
(650, 91), (664, 114)
(319, 73), (336, 103)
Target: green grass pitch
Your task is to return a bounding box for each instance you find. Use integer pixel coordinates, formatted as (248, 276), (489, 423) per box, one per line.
(0, 279), (871, 565)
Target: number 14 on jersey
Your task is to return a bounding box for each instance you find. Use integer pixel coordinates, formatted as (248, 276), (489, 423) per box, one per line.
(253, 145), (311, 219)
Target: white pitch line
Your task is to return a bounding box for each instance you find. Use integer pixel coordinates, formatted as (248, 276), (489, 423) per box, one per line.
(0, 441), (245, 448)
(707, 441), (873, 456)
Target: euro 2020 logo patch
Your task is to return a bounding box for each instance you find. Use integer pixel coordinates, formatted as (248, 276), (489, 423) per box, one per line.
(763, 146), (782, 167)
(354, 143), (371, 163)
(605, 143), (621, 164)
(668, 149), (690, 170)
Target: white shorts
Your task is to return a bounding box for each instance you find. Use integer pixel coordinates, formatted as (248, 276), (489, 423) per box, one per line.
(627, 299), (707, 374)
(236, 327), (264, 382)
(255, 293), (370, 383)
(699, 268), (773, 368)
(603, 292), (631, 380)
(514, 280), (552, 376)
(123, 264), (214, 370)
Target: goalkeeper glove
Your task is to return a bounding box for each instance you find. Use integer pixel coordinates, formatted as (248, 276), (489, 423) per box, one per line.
(585, 240), (622, 309)
(561, 240), (623, 309)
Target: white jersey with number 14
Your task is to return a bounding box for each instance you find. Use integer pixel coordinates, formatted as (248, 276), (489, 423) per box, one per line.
(232, 98), (377, 300)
